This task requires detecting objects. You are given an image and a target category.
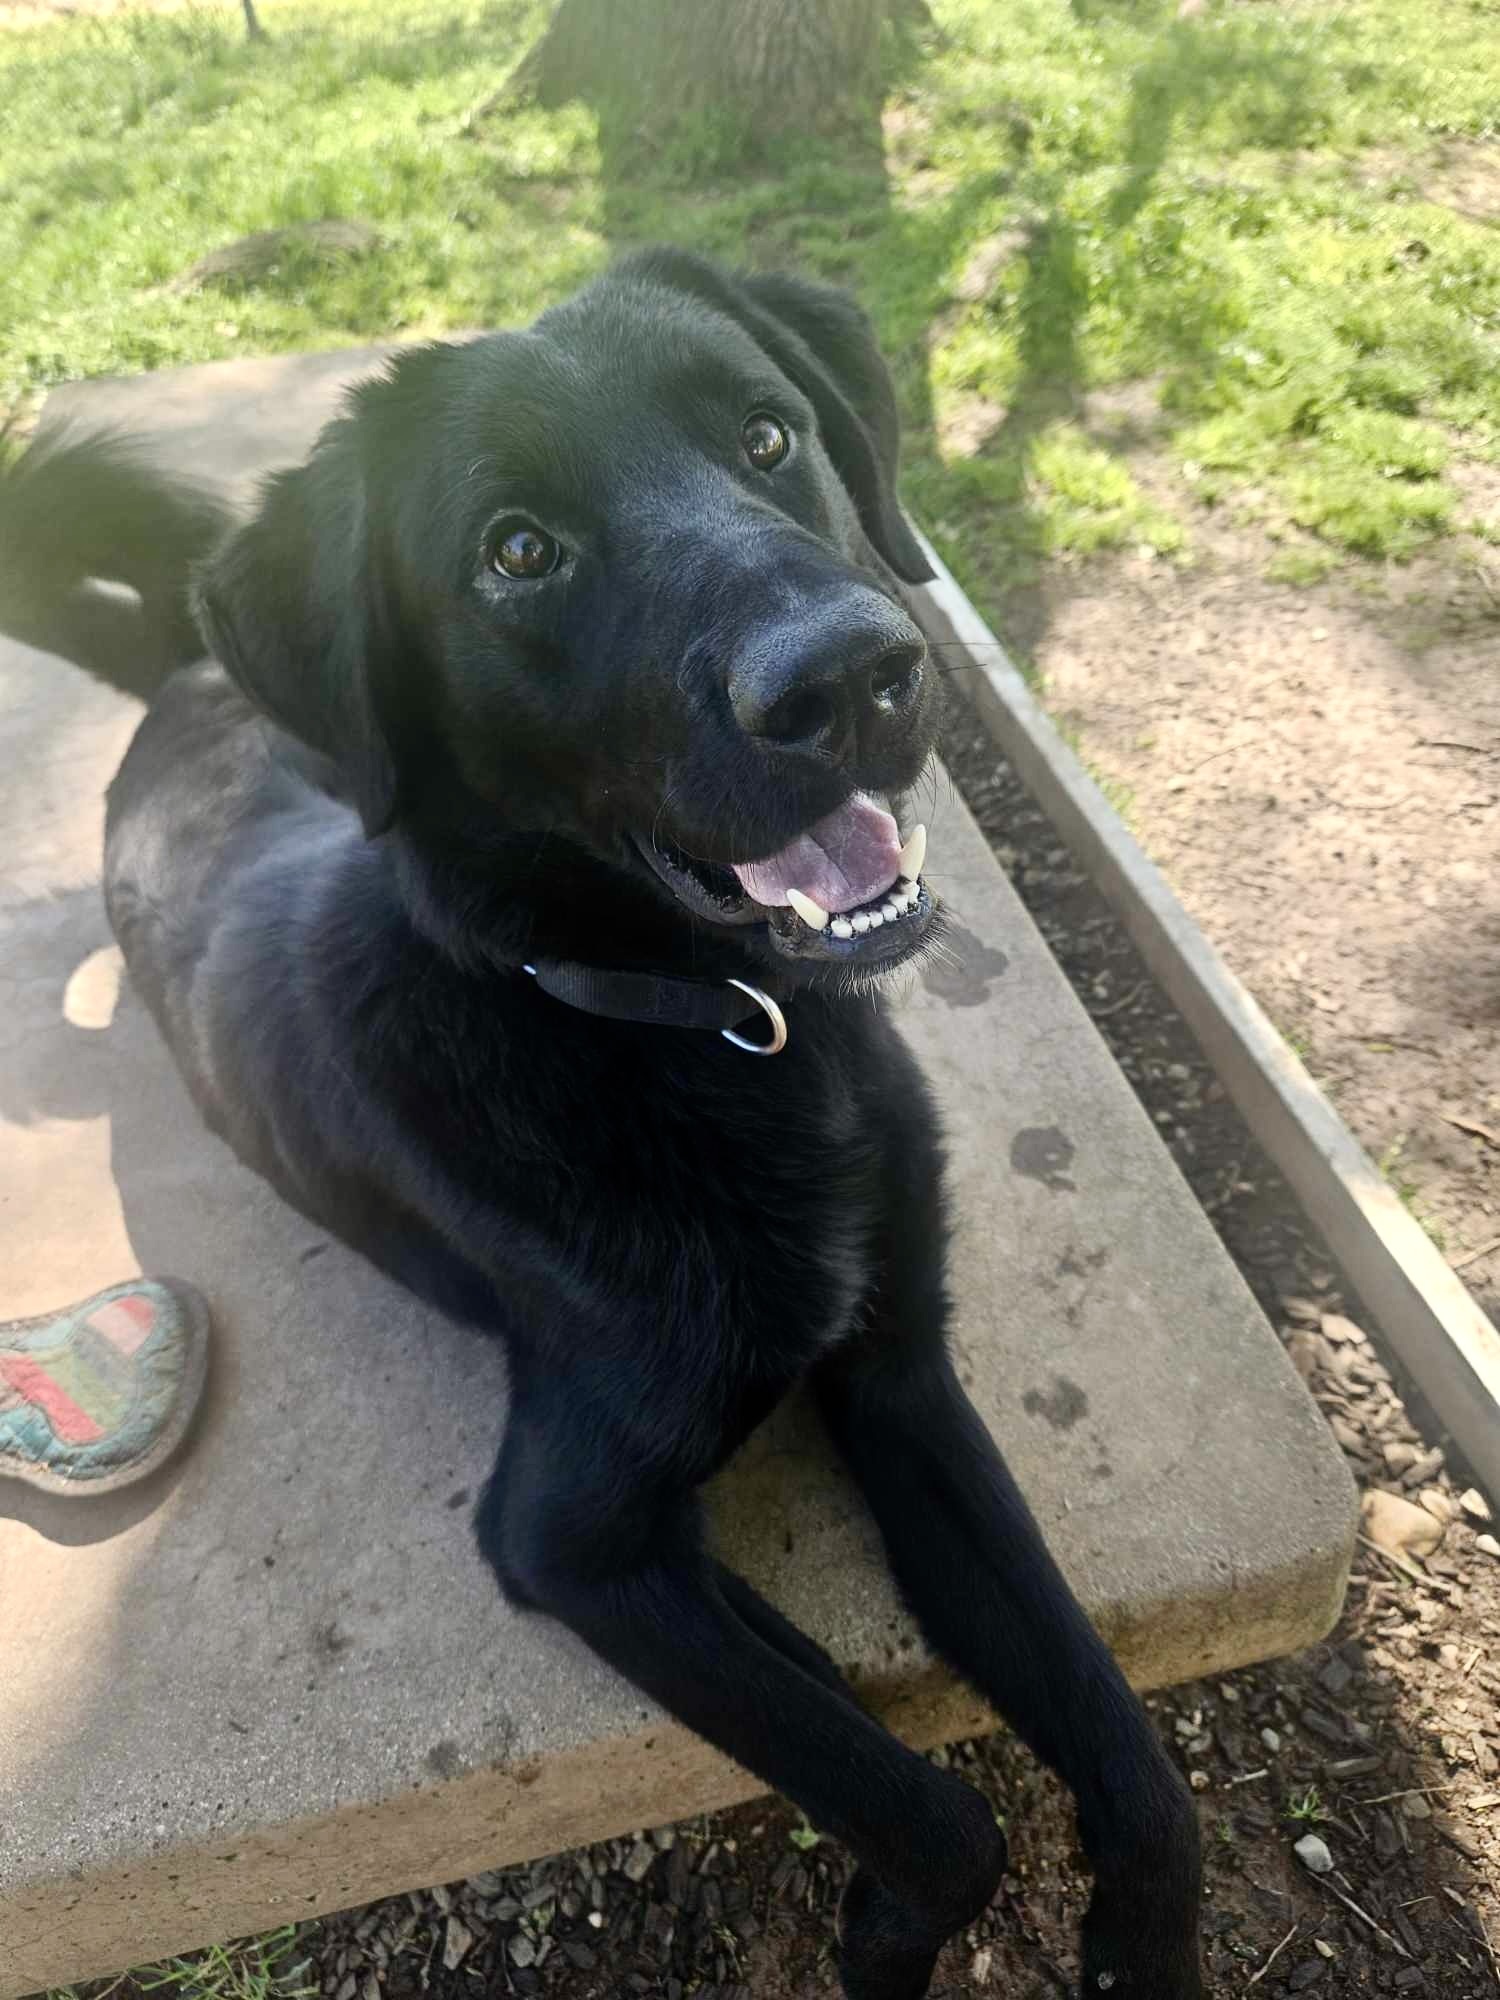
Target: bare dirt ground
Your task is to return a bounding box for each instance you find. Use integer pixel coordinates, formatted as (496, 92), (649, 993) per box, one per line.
(1030, 503), (1500, 1307)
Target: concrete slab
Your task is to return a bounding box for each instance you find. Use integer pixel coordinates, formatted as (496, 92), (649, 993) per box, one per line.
(0, 353), (1355, 1998)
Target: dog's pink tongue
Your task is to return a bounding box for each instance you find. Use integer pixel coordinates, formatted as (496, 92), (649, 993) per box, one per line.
(733, 794), (902, 913)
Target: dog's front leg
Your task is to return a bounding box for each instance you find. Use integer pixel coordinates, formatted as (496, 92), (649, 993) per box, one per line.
(815, 1331), (1204, 1999)
(476, 1407), (1006, 2000)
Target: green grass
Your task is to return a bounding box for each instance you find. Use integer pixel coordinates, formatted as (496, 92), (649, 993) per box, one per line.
(4, 0), (1500, 596)
(1284, 1783), (1327, 1825)
(47, 1925), (316, 2000)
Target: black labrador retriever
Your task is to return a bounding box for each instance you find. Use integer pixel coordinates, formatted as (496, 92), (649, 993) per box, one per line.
(0, 250), (1201, 1999)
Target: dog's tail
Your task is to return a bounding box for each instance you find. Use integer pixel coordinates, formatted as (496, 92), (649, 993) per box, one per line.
(0, 426), (233, 700)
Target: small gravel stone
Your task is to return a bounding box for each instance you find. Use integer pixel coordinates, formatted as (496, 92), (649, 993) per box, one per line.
(1324, 1754), (1381, 1779)
(442, 1916), (474, 1972)
(1401, 1446), (1445, 1487)
(1288, 1961), (1326, 1990)
(1294, 1832), (1335, 1875)
(1362, 1488), (1444, 1559)
(1458, 1486), (1493, 1522)
(508, 1932), (537, 1968)
(1329, 1414), (1362, 1452)
(1319, 1312), (1365, 1345)
(1260, 1727), (1282, 1753)
(1475, 1532), (1500, 1559)
(1318, 1657), (1353, 1698)
(623, 1837), (658, 1883)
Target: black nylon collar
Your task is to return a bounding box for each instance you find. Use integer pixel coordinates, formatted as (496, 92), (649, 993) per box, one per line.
(523, 959), (790, 1051)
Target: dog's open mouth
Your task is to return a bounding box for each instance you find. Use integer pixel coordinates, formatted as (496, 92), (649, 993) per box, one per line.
(634, 793), (933, 964)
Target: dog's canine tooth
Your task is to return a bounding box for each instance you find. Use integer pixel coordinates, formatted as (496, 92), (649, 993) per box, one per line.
(897, 824), (926, 882)
(787, 888), (830, 931)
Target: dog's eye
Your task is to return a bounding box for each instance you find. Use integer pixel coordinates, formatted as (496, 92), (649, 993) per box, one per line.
(742, 413), (790, 471)
(490, 519), (561, 579)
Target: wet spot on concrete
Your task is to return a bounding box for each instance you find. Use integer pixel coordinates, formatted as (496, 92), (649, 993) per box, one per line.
(424, 1739), (464, 1780)
(922, 919), (1010, 1007)
(1057, 1243), (1108, 1279)
(1010, 1124), (1076, 1192)
(311, 1619), (351, 1659)
(1022, 1375), (1089, 1430)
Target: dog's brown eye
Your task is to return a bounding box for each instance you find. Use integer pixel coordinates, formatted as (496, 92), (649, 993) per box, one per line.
(742, 414), (790, 471)
(490, 520), (560, 579)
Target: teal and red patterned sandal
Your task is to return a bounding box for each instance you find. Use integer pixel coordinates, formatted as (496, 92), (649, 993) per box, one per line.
(0, 1278), (210, 1496)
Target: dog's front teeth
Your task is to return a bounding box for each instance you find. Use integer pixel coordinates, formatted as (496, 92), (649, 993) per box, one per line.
(787, 889), (830, 931)
(897, 823), (927, 883)
(830, 918), (854, 939)
(851, 912), (872, 934)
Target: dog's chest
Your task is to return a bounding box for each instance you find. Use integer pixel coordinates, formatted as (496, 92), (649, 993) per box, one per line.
(644, 1060), (884, 1367)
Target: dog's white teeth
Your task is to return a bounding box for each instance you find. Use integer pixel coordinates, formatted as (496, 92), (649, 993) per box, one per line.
(879, 901), (899, 922)
(787, 889), (830, 931)
(830, 918), (854, 939)
(897, 824), (927, 883)
(866, 910), (884, 928)
(851, 912), (872, 934)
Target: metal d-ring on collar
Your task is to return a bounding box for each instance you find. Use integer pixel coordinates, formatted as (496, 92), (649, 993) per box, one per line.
(521, 963), (790, 1055)
(721, 979), (788, 1056)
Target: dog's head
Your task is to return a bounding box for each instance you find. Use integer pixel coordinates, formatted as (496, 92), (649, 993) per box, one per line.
(196, 249), (940, 984)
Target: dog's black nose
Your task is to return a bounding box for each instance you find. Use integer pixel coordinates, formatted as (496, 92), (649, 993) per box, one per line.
(728, 614), (926, 757)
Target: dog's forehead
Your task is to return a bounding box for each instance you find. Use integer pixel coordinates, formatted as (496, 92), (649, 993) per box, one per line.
(451, 284), (789, 461)
(540, 276), (780, 395)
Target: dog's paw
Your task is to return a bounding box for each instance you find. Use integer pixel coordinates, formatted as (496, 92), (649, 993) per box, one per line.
(833, 1869), (942, 2000)
(1079, 1892), (1205, 2000)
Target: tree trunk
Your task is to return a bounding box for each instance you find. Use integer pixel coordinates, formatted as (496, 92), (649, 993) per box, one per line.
(513, 0), (894, 153)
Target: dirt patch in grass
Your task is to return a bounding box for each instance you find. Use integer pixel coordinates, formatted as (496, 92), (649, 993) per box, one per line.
(1019, 523), (1500, 1284)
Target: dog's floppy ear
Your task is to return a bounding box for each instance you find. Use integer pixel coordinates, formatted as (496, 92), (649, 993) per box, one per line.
(736, 269), (932, 583)
(193, 415), (404, 836)
(621, 249), (932, 584)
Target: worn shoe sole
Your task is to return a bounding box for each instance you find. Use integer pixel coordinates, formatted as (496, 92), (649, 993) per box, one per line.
(0, 1278), (211, 1497)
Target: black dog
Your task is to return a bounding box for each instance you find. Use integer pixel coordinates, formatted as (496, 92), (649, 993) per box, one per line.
(0, 251), (1201, 1999)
